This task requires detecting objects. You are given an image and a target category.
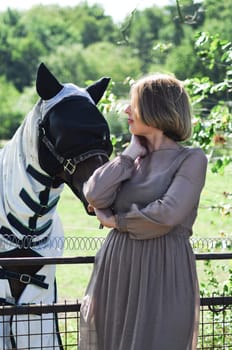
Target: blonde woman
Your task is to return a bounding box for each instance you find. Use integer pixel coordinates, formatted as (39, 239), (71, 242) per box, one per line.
(80, 73), (208, 350)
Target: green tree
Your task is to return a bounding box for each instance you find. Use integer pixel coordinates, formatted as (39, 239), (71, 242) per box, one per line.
(120, 6), (165, 72)
(20, 5), (73, 50)
(0, 76), (21, 138)
(45, 42), (141, 97)
(43, 44), (93, 87)
(0, 8), (45, 90)
(71, 3), (117, 46)
(185, 32), (232, 171)
(83, 41), (141, 96)
(202, 0), (232, 41)
(0, 3), (118, 92)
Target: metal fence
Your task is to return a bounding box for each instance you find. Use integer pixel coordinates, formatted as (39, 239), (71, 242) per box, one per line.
(0, 237), (231, 349)
(196, 253), (232, 350)
(0, 302), (80, 349)
(198, 297), (232, 349)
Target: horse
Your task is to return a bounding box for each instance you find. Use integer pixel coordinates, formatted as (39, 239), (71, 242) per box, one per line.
(0, 63), (112, 349)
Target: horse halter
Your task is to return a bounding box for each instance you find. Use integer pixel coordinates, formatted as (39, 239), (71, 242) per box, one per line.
(39, 122), (109, 176)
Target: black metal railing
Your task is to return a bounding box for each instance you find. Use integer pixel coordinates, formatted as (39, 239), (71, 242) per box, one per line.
(196, 253), (232, 349)
(0, 237), (231, 349)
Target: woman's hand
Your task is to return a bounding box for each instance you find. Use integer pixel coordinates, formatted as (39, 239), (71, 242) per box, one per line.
(122, 135), (147, 160)
(88, 205), (116, 229)
(94, 208), (116, 229)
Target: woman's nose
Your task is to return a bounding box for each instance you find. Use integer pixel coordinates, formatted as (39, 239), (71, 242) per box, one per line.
(124, 105), (131, 115)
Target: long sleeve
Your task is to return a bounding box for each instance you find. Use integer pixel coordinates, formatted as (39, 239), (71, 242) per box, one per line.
(115, 149), (208, 239)
(83, 155), (135, 208)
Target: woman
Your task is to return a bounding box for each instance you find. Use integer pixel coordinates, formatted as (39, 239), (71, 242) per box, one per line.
(80, 73), (208, 350)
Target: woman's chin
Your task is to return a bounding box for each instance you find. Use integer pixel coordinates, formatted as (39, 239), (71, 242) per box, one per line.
(128, 125), (135, 134)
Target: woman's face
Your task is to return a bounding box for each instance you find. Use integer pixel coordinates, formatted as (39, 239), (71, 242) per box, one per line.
(124, 104), (154, 137)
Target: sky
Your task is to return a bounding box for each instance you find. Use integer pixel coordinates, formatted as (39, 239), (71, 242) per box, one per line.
(0, 0), (172, 22)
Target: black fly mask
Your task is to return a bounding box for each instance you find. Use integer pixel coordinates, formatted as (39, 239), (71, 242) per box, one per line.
(36, 63), (113, 213)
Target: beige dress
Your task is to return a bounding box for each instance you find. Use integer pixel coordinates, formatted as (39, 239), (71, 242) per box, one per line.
(80, 146), (208, 350)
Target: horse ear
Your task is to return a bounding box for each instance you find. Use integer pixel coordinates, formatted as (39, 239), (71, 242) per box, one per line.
(86, 77), (111, 104)
(36, 62), (63, 100)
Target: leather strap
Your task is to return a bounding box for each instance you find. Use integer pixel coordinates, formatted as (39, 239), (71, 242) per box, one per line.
(0, 269), (48, 289)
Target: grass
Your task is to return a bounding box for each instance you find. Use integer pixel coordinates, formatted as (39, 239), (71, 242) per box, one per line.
(193, 165), (232, 237)
(56, 187), (108, 301)
(55, 165), (232, 301)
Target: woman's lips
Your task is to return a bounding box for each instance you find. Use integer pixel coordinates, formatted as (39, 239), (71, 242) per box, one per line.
(128, 118), (133, 124)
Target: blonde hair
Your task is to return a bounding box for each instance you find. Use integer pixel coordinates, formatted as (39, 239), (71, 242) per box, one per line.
(130, 73), (192, 141)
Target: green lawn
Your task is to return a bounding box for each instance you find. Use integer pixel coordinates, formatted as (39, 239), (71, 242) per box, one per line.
(193, 165), (232, 238)
(56, 165), (232, 301)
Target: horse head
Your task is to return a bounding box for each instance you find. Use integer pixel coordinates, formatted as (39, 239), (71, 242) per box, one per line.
(36, 63), (113, 214)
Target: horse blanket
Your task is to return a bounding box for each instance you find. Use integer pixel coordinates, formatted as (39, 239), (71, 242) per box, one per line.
(0, 82), (95, 349)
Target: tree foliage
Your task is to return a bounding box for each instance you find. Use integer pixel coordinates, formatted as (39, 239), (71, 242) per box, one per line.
(185, 32), (232, 172)
(0, 76), (21, 138)
(0, 0), (231, 167)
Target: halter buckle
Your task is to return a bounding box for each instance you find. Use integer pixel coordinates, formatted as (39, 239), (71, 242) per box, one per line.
(63, 159), (76, 175)
(20, 274), (31, 284)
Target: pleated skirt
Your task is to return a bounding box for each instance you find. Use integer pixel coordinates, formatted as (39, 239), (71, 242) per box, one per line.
(80, 229), (199, 350)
